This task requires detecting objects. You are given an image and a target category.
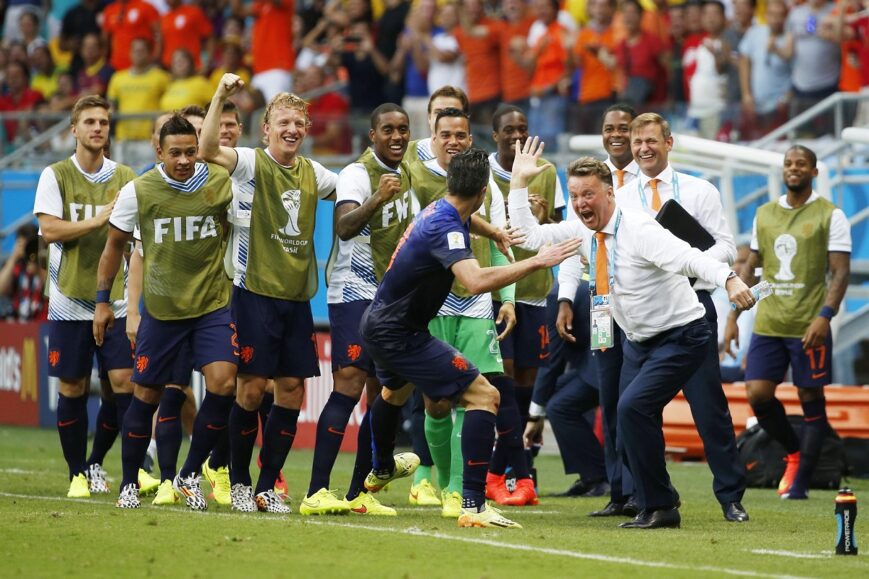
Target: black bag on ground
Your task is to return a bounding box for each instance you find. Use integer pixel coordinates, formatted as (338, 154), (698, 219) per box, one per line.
(736, 415), (846, 489)
(843, 437), (869, 478)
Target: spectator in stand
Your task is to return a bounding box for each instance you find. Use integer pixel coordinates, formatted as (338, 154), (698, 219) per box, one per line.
(209, 38), (251, 92)
(724, 0), (756, 131)
(48, 71), (79, 113)
(231, 0), (295, 101)
(571, 0), (618, 134)
(617, 0), (668, 108)
(18, 11), (46, 55)
(683, 0), (730, 138)
(102, 0), (161, 72)
(332, 19), (389, 120)
(685, 0), (703, 36)
(644, 0), (673, 47)
(455, 0), (503, 128)
(61, 0), (104, 49)
(29, 44), (59, 101)
(393, 0), (435, 139)
(0, 59), (44, 144)
(72, 33), (114, 97)
(784, 0), (840, 125)
(822, 0), (868, 125)
(160, 48), (213, 111)
(499, 0), (533, 107)
(426, 2), (467, 97)
(106, 38), (170, 141)
(377, 0), (412, 102)
(0, 223), (47, 322)
(669, 3), (688, 109)
(2, 0), (43, 45)
(738, 0), (791, 139)
(523, 0), (573, 151)
(159, 0), (214, 71)
(294, 65), (351, 155)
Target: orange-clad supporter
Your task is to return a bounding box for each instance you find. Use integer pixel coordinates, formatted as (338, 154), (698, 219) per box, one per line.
(500, 0), (535, 104)
(523, 0), (573, 150)
(571, 0), (618, 132)
(820, 0), (863, 93)
(230, 0), (295, 102)
(160, 0), (214, 70)
(101, 0), (160, 72)
(454, 0), (504, 125)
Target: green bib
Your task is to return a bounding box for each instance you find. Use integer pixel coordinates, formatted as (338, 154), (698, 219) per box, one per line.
(52, 158), (135, 301)
(754, 197), (835, 338)
(137, 164), (233, 320)
(492, 160), (558, 301)
(245, 149), (320, 301)
(409, 159), (493, 297)
(359, 148), (415, 281)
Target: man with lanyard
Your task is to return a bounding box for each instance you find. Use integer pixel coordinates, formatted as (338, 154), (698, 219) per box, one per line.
(508, 139), (755, 528)
(33, 95), (138, 500)
(487, 102), (566, 501)
(94, 114), (237, 510)
(411, 108), (536, 512)
(200, 74), (339, 513)
(550, 103), (639, 509)
(300, 104), (415, 517)
(360, 148), (581, 528)
(725, 145), (851, 500)
(611, 112), (748, 523)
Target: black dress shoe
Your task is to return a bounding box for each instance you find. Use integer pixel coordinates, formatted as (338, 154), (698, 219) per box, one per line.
(619, 507), (681, 529)
(622, 496), (640, 517)
(552, 478), (590, 497)
(722, 501), (749, 522)
(580, 480), (610, 498)
(588, 501), (625, 517)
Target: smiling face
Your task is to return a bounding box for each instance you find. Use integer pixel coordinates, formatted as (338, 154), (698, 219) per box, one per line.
(435, 115), (472, 169)
(428, 95), (465, 135)
(219, 112), (241, 147)
(264, 105), (309, 165)
(492, 111), (529, 158)
(783, 148), (817, 194)
(569, 174), (615, 232)
(158, 133), (198, 181)
(72, 106), (110, 154)
(370, 111), (410, 167)
(602, 110), (633, 168)
(631, 122), (672, 178)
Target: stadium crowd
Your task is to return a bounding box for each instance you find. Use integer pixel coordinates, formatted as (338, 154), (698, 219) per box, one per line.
(2, 0), (869, 151)
(0, 0), (855, 532)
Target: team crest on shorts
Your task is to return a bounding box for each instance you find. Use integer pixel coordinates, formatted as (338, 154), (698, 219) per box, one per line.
(347, 344), (362, 362)
(135, 355), (150, 373)
(48, 350), (60, 367)
(451, 355), (469, 371)
(240, 346), (254, 364)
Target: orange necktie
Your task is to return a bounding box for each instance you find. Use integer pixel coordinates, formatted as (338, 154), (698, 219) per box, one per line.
(595, 232), (609, 295)
(615, 169), (625, 188)
(649, 178), (662, 212)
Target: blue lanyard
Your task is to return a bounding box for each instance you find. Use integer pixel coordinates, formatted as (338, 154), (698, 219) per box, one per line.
(589, 209), (621, 296)
(638, 172), (680, 211)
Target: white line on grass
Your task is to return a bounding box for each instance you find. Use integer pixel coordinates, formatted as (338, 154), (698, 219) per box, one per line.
(0, 492), (817, 579)
(748, 550), (831, 560)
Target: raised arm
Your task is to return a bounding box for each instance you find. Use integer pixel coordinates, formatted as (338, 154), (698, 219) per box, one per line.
(201, 73), (244, 171)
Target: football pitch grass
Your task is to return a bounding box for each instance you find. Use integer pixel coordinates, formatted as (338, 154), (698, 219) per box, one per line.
(0, 426), (866, 578)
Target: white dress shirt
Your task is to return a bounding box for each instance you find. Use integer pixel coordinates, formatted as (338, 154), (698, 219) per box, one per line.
(509, 188), (734, 342)
(614, 164), (736, 292)
(558, 157), (639, 301)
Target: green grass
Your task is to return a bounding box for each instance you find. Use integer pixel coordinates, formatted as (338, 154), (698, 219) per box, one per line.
(0, 426), (866, 578)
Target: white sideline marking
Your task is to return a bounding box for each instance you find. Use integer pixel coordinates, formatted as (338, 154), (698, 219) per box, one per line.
(748, 550), (831, 560)
(0, 468), (41, 475)
(0, 492), (816, 579)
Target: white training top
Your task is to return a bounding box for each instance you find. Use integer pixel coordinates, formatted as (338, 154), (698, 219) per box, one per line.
(33, 155), (127, 321)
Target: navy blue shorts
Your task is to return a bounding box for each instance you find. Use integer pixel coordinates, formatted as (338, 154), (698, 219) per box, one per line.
(133, 305), (238, 387)
(232, 286), (320, 379)
(362, 329), (479, 401)
(48, 318), (133, 380)
(744, 333), (833, 388)
(328, 301), (375, 375)
(494, 301), (549, 368)
(168, 341), (193, 386)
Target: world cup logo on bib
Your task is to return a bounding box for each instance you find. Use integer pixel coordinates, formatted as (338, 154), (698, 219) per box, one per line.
(773, 233), (798, 281)
(280, 189), (302, 236)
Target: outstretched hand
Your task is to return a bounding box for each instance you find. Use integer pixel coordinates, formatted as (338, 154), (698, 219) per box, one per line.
(510, 136), (552, 189)
(535, 238), (582, 268)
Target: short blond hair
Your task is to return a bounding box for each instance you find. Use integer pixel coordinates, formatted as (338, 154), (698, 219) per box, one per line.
(262, 92), (311, 145)
(566, 156), (613, 187)
(630, 112), (671, 140)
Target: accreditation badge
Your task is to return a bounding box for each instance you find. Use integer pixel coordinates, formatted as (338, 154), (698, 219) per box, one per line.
(590, 294), (614, 351)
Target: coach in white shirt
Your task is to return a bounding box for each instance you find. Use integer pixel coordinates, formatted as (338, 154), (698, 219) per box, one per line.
(611, 112), (748, 523)
(508, 138), (754, 529)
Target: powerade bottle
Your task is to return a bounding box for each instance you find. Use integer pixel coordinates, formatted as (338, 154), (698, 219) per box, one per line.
(835, 488), (858, 556)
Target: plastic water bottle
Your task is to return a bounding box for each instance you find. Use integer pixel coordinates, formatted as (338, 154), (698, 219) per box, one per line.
(835, 488), (858, 556)
(731, 280), (773, 310)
